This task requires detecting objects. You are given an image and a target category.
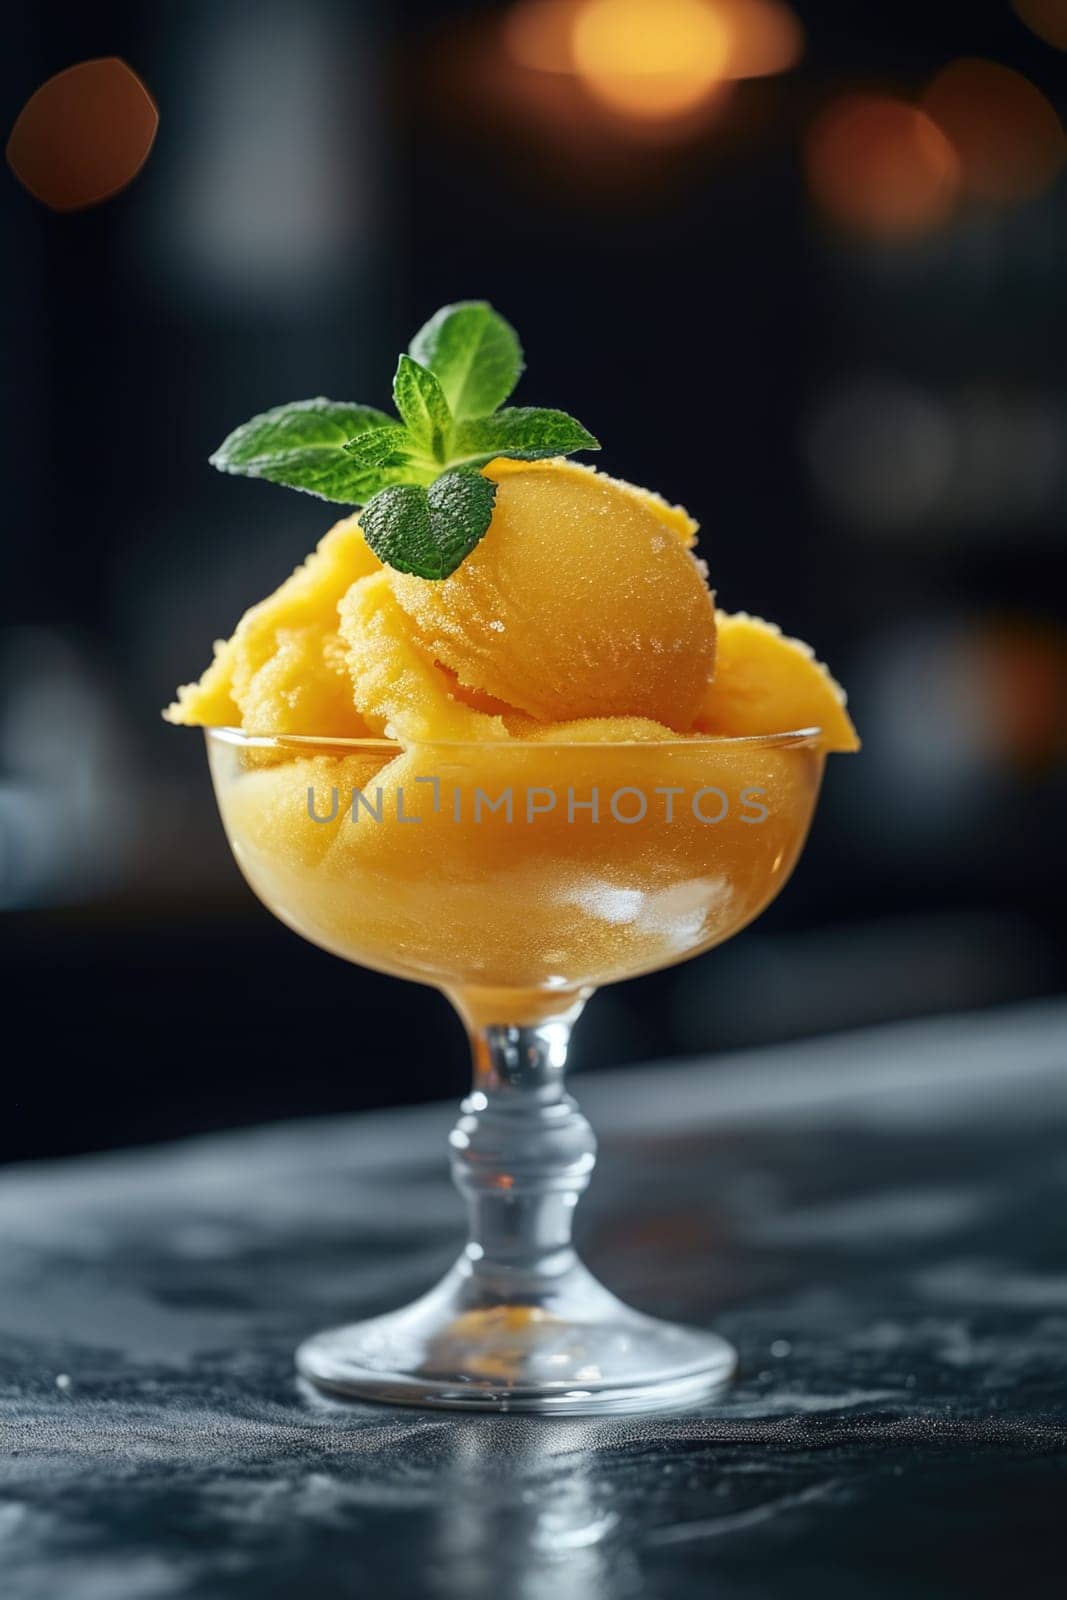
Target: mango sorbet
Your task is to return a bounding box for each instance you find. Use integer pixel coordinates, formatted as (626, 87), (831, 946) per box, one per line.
(210, 734), (822, 996)
(176, 304), (863, 1412)
(697, 612), (860, 753)
(172, 298), (857, 1012)
(169, 457), (727, 741)
(386, 458), (715, 728)
(167, 512), (379, 737)
(171, 454), (857, 749)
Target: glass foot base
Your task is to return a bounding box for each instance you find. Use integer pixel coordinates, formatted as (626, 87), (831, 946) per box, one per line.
(296, 1260), (737, 1414)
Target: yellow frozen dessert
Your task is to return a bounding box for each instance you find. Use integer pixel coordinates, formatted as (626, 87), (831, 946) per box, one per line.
(168, 455), (855, 749)
(384, 457), (715, 729)
(169, 302), (857, 1019)
(167, 511), (379, 737)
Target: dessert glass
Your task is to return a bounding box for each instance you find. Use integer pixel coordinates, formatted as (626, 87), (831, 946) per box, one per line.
(206, 726), (824, 1413)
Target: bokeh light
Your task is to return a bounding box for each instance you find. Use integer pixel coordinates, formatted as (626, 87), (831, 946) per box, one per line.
(6, 57), (158, 212)
(805, 95), (960, 240)
(982, 618), (1067, 770)
(504, 0), (578, 71)
(922, 58), (1066, 205)
(571, 0), (731, 119)
(503, 0), (803, 120)
(1012, 0), (1067, 51)
(715, 0), (805, 79)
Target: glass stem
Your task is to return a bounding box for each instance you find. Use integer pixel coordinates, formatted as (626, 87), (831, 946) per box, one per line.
(449, 1009), (597, 1299)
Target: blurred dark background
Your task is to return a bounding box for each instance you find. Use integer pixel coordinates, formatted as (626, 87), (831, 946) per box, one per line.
(3, 0), (1065, 1163)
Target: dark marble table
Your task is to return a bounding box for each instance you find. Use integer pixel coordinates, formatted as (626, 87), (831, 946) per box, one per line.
(2, 999), (1066, 1599)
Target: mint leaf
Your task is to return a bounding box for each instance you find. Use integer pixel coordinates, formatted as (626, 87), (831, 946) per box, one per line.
(452, 406), (600, 468)
(358, 485), (430, 576)
(342, 423), (438, 489)
(210, 399), (394, 503)
(392, 355), (452, 462)
(409, 302), (523, 421)
(426, 469), (498, 574)
(342, 424), (410, 472)
(359, 470), (498, 580)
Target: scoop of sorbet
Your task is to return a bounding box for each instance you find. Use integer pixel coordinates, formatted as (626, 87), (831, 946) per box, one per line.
(167, 459), (718, 740)
(386, 458), (716, 731)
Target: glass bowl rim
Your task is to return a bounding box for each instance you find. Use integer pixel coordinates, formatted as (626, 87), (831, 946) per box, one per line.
(204, 725), (823, 752)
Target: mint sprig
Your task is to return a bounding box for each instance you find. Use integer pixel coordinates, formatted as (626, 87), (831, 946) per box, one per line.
(209, 302), (599, 580)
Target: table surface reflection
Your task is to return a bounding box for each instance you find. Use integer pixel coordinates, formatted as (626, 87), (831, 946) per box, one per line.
(2, 999), (1066, 1599)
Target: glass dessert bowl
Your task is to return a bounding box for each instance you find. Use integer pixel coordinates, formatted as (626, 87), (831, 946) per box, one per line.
(172, 300), (859, 1411)
(207, 724), (825, 1412)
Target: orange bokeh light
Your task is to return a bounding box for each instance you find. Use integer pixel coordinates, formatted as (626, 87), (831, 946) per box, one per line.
(504, 0), (579, 72)
(806, 95), (960, 240)
(503, 0), (803, 121)
(1012, 0), (1067, 51)
(982, 618), (1067, 770)
(6, 56), (158, 212)
(715, 0), (805, 79)
(922, 58), (1066, 205)
(571, 0), (731, 119)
